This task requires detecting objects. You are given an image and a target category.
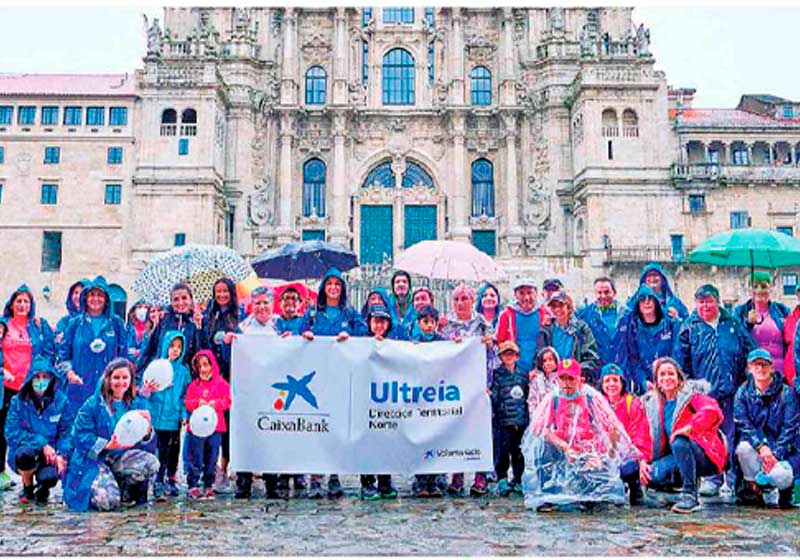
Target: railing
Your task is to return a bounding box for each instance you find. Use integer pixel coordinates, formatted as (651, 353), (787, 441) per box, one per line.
(180, 124), (197, 136)
(622, 126), (639, 138)
(160, 124), (177, 136)
(601, 126), (619, 137)
(672, 162), (800, 183)
(603, 246), (693, 265)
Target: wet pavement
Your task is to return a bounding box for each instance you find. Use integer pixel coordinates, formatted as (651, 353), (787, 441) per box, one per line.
(2, 475), (799, 556)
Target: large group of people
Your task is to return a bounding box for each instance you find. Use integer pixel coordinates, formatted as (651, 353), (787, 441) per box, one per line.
(1, 262), (800, 515)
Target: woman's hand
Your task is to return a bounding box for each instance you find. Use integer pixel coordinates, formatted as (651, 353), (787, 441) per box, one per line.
(223, 332), (236, 345)
(336, 332), (350, 342)
(140, 379), (160, 397)
(374, 334), (385, 342)
(639, 460), (653, 486)
(280, 331), (291, 338)
(452, 335), (463, 344)
(192, 306), (203, 329)
(670, 425), (692, 443)
(301, 331), (314, 341)
(481, 334), (494, 348)
(56, 455), (67, 476)
(67, 371), (84, 385)
(437, 316), (448, 330)
(759, 445), (778, 474)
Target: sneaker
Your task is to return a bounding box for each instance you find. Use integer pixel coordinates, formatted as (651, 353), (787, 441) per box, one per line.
(414, 485), (430, 498)
(293, 477), (308, 499)
(361, 483), (380, 501)
(380, 485), (398, 500)
(19, 486), (34, 505)
(153, 482), (167, 502)
(737, 481), (763, 506)
(308, 479), (324, 499)
(204, 487), (216, 500)
(235, 476), (252, 500)
(470, 473), (488, 497)
(447, 473), (464, 496)
(165, 479), (180, 497)
(214, 468), (231, 493)
(764, 488), (780, 508)
(276, 478), (290, 500)
(34, 485), (50, 506)
(187, 487), (203, 500)
(671, 493), (701, 514)
(779, 488), (795, 509)
(327, 475), (344, 499)
(512, 482), (524, 496)
(497, 479), (511, 497)
(0, 472), (16, 491)
(486, 471), (498, 484)
(628, 481), (644, 506)
(120, 484), (136, 508)
(698, 479), (720, 497)
(427, 483), (443, 498)
(536, 502), (555, 512)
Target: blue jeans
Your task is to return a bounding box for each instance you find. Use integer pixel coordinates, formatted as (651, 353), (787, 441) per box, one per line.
(707, 395), (734, 487)
(650, 437), (718, 496)
(184, 432), (221, 489)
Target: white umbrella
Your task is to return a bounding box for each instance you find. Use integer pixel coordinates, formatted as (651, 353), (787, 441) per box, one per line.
(393, 240), (506, 282)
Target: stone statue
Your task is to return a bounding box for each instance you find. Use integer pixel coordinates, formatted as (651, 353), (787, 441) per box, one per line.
(548, 8), (564, 32)
(635, 24), (651, 56)
(146, 17), (162, 57)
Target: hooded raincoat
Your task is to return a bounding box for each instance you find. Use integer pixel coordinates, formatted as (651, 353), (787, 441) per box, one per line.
(577, 300), (623, 368)
(387, 271), (414, 328)
(145, 331), (192, 432)
(361, 287), (408, 340)
(300, 268), (367, 337)
(4, 358), (74, 472)
(63, 380), (155, 511)
(185, 350), (231, 434)
(124, 300), (151, 362)
(617, 286), (680, 395)
(2, 285), (56, 391)
(55, 279), (90, 338)
(627, 263), (689, 320)
(58, 277), (128, 415)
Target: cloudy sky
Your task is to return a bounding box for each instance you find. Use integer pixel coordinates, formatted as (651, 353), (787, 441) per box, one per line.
(0, 4), (797, 108)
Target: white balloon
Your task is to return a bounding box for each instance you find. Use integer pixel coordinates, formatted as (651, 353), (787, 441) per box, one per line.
(189, 405), (218, 438)
(142, 359), (174, 391)
(113, 410), (150, 448)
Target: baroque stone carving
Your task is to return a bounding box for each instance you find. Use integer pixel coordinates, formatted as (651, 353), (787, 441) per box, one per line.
(145, 16), (163, 57)
(301, 32), (333, 66)
(247, 176), (276, 227)
(548, 8), (565, 32)
(635, 24), (651, 57)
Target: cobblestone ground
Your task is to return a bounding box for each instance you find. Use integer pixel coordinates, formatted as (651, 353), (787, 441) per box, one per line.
(2, 474), (800, 556)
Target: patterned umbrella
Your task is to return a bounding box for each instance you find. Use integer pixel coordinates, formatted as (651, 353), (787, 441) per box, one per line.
(133, 244), (253, 306)
(251, 240), (358, 280)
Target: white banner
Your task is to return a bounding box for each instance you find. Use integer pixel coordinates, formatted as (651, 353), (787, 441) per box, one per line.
(230, 335), (492, 474)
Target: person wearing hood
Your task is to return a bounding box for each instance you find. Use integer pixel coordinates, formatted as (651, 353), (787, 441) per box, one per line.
(640, 357), (728, 514)
(137, 282), (207, 374)
(360, 287), (407, 341)
(4, 357), (74, 505)
(387, 270), (414, 328)
(577, 277), (624, 369)
(733, 271), (790, 374)
(0, 285), (55, 490)
(617, 285), (680, 395)
(403, 287), (437, 339)
(300, 268), (366, 498)
(497, 279), (549, 376)
(674, 284), (756, 497)
(63, 358), (159, 512)
(55, 279), (89, 343)
(125, 301), (152, 362)
(539, 290), (601, 386)
(627, 263), (688, 320)
(139, 331), (191, 501)
(184, 350), (231, 500)
(733, 349), (799, 509)
(599, 363), (652, 506)
(58, 276), (128, 418)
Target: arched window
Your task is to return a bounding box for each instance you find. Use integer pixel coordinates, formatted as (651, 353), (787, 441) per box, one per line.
(382, 48), (415, 105)
(363, 161), (396, 188)
(622, 109), (639, 137)
(601, 108), (618, 137)
(470, 66), (492, 106)
(305, 66), (327, 105)
(402, 161), (434, 188)
(160, 108), (177, 136)
(302, 159), (326, 217)
(471, 159), (494, 217)
(181, 108), (197, 123)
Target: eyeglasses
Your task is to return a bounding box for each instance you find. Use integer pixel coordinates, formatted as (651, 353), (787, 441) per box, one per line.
(281, 296), (299, 302)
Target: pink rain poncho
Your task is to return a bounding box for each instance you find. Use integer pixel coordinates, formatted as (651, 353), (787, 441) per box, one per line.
(521, 384), (639, 509)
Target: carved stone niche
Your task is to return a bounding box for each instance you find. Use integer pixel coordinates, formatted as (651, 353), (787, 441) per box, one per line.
(247, 176), (276, 227)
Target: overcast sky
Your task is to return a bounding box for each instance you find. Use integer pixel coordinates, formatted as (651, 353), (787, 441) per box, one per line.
(0, 4), (797, 108)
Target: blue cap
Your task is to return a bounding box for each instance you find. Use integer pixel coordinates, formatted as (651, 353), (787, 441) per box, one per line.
(747, 348), (773, 364)
(600, 363), (624, 378)
(368, 305), (391, 321)
(694, 284), (720, 301)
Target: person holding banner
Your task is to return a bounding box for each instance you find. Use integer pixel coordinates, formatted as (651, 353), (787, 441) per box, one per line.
(275, 287), (305, 336)
(300, 268), (366, 498)
(63, 358), (159, 512)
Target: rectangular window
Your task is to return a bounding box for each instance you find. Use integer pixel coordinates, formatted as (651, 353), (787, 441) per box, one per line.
(18, 106), (36, 125)
(688, 194), (706, 213)
(730, 210), (749, 229)
(708, 149), (719, 164)
(785, 106), (794, 118)
(302, 230), (326, 241)
(0, 106), (12, 125)
(178, 138), (189, 155)
(104, 184), (122, 205)
(174, 233), (186, 247)
(109, 107), (128, 126)
(472, 230), (496, 256)
(671, 234), (685, 262)
(0, 146), (4, 164)
(783, 273), (798, 296)
(0, 184), (3, 204)
(362, 40), (369, 85)
(362, 7), (372, 26)
(107, 146), (123, 164)
(733, 148), (749, 165)
(63, 106), (82, 125)
(777, 226), (794, 237)
(40, 184), (58, 205)
(41, 106), (59, 125)
(44, 146), (60, 164)
(41, 231), (62, 272)
(86, 106), (105, 126)
(383, 7), (414, 23)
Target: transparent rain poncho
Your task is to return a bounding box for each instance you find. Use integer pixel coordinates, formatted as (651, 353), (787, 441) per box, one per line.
(521, 384), (639, 509)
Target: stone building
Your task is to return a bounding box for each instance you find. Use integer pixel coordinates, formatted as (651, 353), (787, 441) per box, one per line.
(0, 6), (799, 321)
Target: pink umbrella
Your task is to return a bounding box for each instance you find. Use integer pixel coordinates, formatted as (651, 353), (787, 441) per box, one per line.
(393, 240), (506, 282)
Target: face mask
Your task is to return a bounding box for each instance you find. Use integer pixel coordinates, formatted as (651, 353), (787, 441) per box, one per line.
(135, 308), (148, 322)
(558, 388), (580, 400)
(32, 378), (51, 393)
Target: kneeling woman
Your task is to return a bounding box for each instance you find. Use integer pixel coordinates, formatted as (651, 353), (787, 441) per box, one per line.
(63, 358), (159, 511)
(640, 357), (727, 514)
(5, 357), (73, 505)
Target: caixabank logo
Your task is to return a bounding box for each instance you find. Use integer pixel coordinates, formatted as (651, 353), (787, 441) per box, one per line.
(423, 447), (482, 461)
(257, 370), (330, 433)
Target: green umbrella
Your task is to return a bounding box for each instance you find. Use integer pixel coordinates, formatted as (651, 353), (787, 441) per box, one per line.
(688, 228), (800, 284)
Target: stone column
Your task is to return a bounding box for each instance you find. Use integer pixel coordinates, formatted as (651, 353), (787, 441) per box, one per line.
(277, 112), (295, 242)
(329, 112), (349, 243)
(498, 8), (517, 105)
(332, 8), (348, 105)
(768, 143), (775, 165)
(280, 8), (298, 105)
(703, 143), (710, 163)
(791, 144), (797, 166)
(746, 143), (753, 165)
(450, 112), (469, 240)
(504, 112), (520, 231)
(449, 8), (465, 105)
(681, 143), (690, 163)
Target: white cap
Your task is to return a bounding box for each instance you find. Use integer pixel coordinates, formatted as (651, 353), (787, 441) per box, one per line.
(512, 277), (537, 291)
